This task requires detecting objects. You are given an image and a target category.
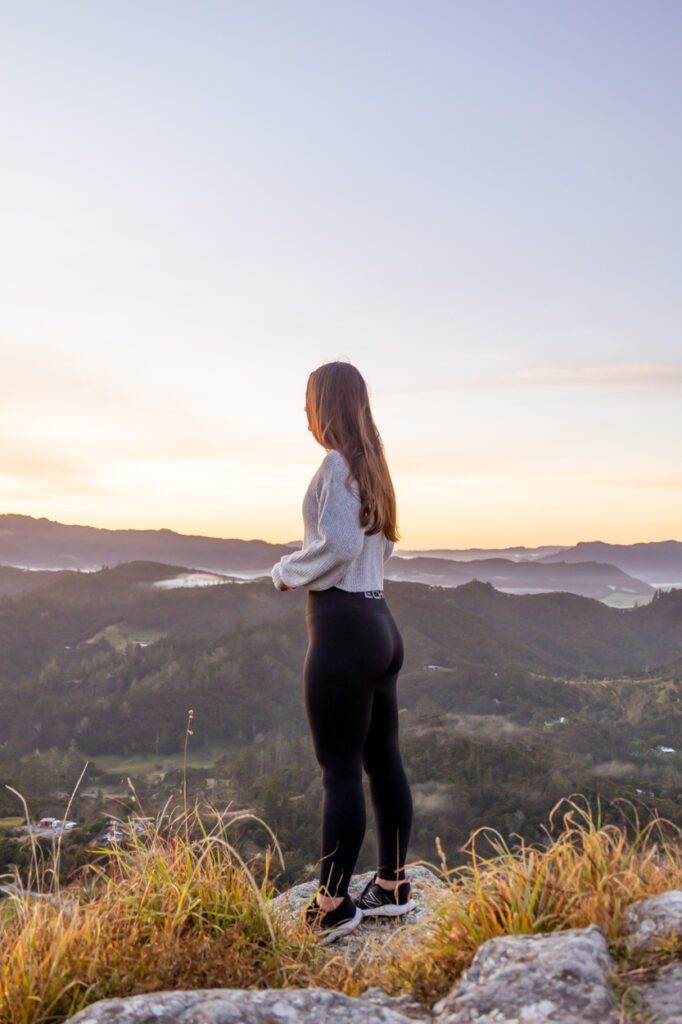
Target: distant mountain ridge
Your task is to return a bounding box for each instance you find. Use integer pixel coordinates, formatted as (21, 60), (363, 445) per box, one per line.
(385, 555), (654, 600)
(399, 541), (682, 587)
(1, 515), (680, 596)
(0, 555), (653, 606)
(398, 540), (682, 583)
(398, 545), (564, 562)
(0, 514), (291, 573)
(540, 540), (682, 583)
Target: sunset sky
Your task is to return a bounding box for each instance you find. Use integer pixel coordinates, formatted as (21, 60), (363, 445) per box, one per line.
(2, 2), (681, 549)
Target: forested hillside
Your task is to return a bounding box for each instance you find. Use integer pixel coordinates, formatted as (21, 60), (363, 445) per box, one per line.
(0, 564), (680, 884)
(1, 564), (681, 754)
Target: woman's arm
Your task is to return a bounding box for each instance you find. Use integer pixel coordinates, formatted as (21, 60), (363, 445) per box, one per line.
(271, 452), (365, 591)
(383, 537), (395, 562)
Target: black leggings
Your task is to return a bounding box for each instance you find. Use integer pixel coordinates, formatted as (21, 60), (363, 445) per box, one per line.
(304, 586), (413, 897)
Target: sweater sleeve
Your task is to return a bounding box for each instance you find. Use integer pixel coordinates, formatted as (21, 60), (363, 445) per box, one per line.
(271, 452), (365, 590)
(383, 538), (395, 562)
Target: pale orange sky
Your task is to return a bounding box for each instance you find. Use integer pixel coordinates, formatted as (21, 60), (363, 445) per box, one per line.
(1, 4), (681, 548)
(2, 340), (680, 548)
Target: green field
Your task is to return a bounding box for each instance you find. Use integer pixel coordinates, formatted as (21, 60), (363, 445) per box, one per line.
(88, 745), (230, 778)
(0, 816), (24, 830)
(84, 623), (166, 652)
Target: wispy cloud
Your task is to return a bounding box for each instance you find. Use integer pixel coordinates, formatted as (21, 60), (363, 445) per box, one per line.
(510, 364), (682, 387)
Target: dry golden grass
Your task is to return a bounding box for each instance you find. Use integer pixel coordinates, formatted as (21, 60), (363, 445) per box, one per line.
(0, 796), (680, 1022)
(378, 797), (682, 1004)
(0, 810), (324, 1024)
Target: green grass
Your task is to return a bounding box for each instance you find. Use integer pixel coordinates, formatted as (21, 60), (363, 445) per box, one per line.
(0, 809), (325, 1023)
(88, 745), (230, 777)
(0, 818), (23, 831)
(83, 623), (166, 653)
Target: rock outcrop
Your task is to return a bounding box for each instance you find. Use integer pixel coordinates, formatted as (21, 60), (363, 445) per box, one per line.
(271, 864), (447, 959)
(434, 926), (618, 1023)
(69, 886), (682, 1024)
(639, 962), (682, 1024)
(623, 889), (682, 952)
(69, 988), (422, 1023)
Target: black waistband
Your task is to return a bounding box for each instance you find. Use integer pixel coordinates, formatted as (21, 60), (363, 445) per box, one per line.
(306, 586), (387, 614)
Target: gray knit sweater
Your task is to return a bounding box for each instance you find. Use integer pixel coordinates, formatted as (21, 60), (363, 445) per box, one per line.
(271, 449), (394, 592)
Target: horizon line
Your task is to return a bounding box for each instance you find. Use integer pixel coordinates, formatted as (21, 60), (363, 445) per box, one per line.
(1, 512), (680, 551)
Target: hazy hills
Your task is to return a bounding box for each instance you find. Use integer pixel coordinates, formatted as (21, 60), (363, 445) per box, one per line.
(385, 555), (653, 600)
(540, 540), (682, 583)
(0, 550), (652, 604)
(0, 563), (680, 733)
(0, 514), (291, 573)
(398, 545), (562, 561)
(3, 515), (679, 603)
(0, 559), (675, 677)
(397, 541), (682, 586)
(0, 564), (63, 597)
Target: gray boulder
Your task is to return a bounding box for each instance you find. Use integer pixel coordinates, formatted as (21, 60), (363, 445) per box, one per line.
(623, 890), (682, 953)
(433, 926), (618, 1024)
(363, 987), (432, 1020)
(271, 864), (447, 959)
(639, 962), (682, 1024)
(68, 987), (424, 1024)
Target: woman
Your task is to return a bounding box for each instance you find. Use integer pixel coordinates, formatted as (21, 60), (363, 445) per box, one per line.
(271, 361), (414, 945)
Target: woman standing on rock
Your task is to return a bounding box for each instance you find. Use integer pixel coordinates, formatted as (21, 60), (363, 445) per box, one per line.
(271, 361), (414, 945)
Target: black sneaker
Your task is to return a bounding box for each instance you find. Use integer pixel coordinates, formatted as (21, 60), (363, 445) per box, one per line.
(304, 893), (363, 946)
(354, 874), (416, 918)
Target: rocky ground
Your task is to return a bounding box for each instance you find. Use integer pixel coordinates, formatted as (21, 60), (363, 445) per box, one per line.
(270, 864), (447, 960)
(70, 877), (682, 1024)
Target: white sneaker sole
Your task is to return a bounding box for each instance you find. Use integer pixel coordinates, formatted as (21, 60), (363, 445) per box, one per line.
(358, 898), (417, 918)
(319, 905), (364, 946)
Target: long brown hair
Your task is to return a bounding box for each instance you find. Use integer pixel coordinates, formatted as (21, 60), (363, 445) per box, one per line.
(305, 361), (399, 541)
